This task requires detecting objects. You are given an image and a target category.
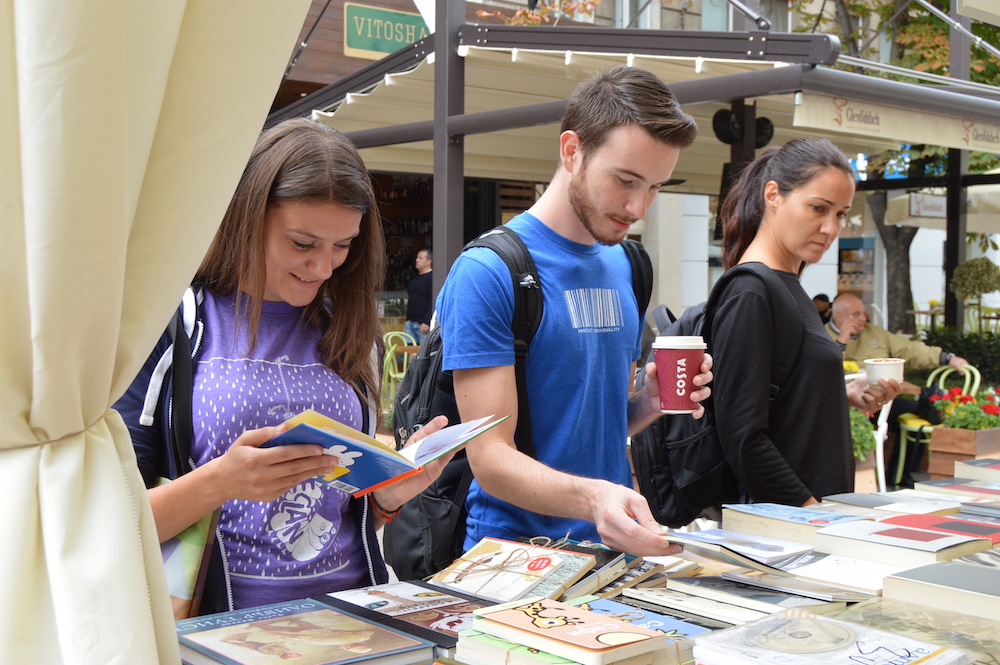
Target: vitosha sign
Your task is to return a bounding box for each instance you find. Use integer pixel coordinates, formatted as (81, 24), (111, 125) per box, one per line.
(344, 3), (428, 61)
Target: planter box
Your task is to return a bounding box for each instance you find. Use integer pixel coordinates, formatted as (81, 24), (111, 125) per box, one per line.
(928, 427), (1000, 479)
(854, 454), (878, 493)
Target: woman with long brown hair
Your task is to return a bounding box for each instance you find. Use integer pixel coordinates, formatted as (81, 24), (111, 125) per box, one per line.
(115, 119), (452, 612)
(710, 138), (900, 506)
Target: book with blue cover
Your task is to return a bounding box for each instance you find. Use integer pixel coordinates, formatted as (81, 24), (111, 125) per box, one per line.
(261, 409), (506, 497)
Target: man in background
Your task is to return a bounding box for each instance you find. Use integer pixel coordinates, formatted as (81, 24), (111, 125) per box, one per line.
(812, 293), (832, 324)
(405, 248), (433, 344)
(827, 292), (968, 487)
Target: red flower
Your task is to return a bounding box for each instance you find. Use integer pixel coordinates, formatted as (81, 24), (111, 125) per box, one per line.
(960, 394), (976, 404)
(949, 387), (963, 396)
(983, 404), (1000, 416)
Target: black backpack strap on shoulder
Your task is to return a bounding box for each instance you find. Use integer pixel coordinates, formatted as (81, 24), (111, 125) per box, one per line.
(704, 262), (803, 401)
(167, 308), (196, 475)
(465, 226), (540, 458)
(622, 239), (653, 316)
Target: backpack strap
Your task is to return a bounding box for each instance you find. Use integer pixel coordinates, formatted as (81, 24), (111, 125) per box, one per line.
(622, 238), (653, 316)
(167, 308), (195, 475)
(465, 227), (540, 458)
(703, 262), (803, 401)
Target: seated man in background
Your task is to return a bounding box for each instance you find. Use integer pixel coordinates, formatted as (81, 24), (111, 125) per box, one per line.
(812, 293), (832, 324)
(826, 293), (968, 487)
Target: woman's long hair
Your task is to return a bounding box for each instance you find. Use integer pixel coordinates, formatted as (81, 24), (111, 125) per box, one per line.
(720, 138), (853, 271)
(196, 118), (385, 411)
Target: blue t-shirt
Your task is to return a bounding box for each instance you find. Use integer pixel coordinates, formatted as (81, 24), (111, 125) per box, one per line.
(437, 213), (644, 548)
(192, 291), (368, 609)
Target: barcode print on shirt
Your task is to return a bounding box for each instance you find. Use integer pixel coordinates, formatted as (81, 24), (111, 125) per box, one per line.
(564, 288), (625, 331)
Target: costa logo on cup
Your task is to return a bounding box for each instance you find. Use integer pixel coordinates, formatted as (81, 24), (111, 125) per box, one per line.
(652, 336), (706, 415)
(674, 357), (688, 397)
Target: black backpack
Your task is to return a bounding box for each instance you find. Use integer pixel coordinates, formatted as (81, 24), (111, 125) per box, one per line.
(383, 225), (652, 580)
(630, 262), (803, 528)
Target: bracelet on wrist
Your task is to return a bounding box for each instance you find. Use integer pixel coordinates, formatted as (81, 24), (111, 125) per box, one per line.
(370, 493), (402, 523)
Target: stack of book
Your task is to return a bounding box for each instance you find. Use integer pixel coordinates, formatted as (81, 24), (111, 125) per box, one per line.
(719, 503), (872, 545)
(954, 458), (1000, 482)
(464, 597), (673, 665)
(811, 519), (993, 567)
(915, 477), (1000, 501)
(882, 560), (1000, 620)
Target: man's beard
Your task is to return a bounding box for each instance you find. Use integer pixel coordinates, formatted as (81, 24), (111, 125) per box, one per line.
(568, 166), (633, 247)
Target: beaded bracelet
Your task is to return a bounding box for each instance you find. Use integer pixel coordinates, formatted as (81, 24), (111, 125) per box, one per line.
(370, 493), (402, 523)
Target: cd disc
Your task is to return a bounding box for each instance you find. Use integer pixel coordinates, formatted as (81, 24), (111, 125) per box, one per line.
(746, 615), (857, 654)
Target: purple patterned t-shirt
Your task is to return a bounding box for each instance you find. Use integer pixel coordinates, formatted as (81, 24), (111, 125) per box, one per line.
(191, 291), (368, 609)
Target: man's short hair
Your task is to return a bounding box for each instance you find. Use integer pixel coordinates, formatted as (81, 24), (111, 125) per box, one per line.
(560, 67), (697, 156)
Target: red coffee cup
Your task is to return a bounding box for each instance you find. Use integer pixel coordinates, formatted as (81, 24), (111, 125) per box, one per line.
(652, 336), (706, 414)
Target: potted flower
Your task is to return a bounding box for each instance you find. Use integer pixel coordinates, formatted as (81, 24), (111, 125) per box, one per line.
(927, 387), (1000, 471)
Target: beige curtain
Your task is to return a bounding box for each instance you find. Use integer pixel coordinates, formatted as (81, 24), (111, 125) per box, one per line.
(0, 1), (309, 662)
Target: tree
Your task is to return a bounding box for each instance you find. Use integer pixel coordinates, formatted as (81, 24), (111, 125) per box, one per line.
(476, 0), (601, 25)
(790, 0), (1000, 333)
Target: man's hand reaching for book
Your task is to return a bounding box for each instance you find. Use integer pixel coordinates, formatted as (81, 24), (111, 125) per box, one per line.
(589, 480), (685, 557)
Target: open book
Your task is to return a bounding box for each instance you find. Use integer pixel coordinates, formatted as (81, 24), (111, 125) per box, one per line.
(263, 409), (508, 497)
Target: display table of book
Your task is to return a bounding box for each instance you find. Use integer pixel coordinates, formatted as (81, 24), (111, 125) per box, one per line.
(928, 427), (1000, 479)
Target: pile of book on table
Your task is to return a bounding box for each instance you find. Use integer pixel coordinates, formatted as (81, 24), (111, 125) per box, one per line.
(176, 458), (1000, 665)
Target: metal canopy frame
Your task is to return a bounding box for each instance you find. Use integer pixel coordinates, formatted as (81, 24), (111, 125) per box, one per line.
(265, 2), (1000, 295)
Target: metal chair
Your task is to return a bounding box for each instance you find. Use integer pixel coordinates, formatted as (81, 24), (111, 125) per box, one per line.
(383, 330), (417, 349)
(894, 364), (981, 487)
(380, 341), (412, 412)
(846, 372), (893, 493)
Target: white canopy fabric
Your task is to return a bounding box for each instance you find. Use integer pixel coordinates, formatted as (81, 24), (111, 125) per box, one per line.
(0, 1), (309, 662)
(884, 173), (1000, 234)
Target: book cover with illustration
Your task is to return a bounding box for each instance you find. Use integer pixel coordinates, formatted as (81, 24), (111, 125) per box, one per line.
(471, 597), (667, 665)
(567, 595), (711, 642)
(429, 538), (594, 604)
(176, 598), (436, 665)
(833, 596), (1000, 663)
(262, 410), (506, 496)
(319, 581), (491, 656)
(691, 609), (975, 665)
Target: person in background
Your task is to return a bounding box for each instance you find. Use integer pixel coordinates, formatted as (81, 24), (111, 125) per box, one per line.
(114, 119), (456, 613)
(436, 66), (712, 556)
(827, 292), (968, 487)
(812, 292), (832, 324)
(710, 138), (901, 507)
(405, 248), (433, 344)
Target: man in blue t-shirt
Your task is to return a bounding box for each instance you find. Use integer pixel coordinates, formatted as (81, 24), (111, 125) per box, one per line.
(436, 67), (712, 556)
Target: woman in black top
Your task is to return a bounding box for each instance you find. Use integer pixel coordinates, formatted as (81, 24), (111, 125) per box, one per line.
(711, 138), (900, 506)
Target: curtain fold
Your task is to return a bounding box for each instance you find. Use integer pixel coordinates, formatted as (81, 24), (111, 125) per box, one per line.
(0, 1), (310, 661)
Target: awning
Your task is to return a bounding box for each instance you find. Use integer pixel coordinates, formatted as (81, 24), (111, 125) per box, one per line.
(958, 0), (1000, 26)
(795, 92), (1000, 153)
(304, 42), (1000, 197)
